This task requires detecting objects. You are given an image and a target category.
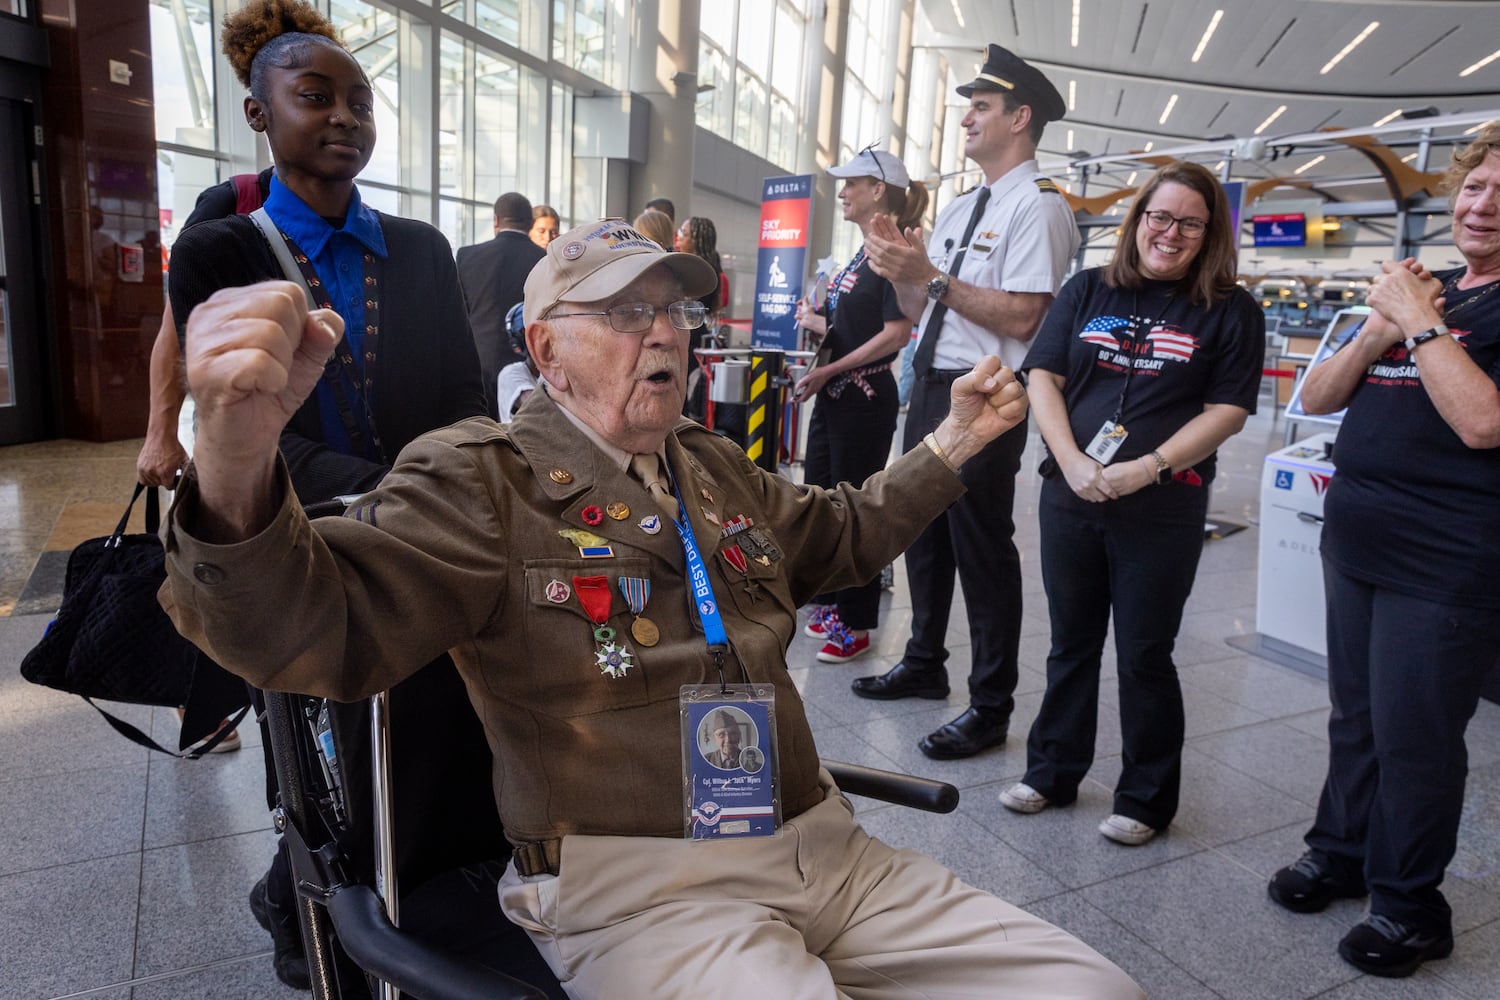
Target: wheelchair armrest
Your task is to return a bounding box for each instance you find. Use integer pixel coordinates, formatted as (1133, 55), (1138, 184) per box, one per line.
(822, 760), (959, 814)
(326, 884), (549, 1000)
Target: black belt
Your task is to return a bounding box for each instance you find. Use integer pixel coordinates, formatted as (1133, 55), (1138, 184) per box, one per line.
(512, 839), (562, 877)
(920, 368), (971, 382)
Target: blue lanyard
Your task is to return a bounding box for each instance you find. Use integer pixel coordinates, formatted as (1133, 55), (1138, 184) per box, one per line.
(667, 462), (731, 685)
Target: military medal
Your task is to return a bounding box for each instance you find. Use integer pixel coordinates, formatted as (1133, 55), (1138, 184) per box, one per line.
(638, 513), (663, 535)
(606, 501), (631, 521)
(720, 514), (753, 538)
(544, 579), (571, 603)
(720, 544), (760, 601)
(559, 527), (614, 559)
(573, 575), (634, 679)
(740, 527), (782, 566)
(618, 576), (659, 646)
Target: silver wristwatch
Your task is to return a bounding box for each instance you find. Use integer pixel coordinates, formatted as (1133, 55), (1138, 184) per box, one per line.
(926, 273), (951, 300)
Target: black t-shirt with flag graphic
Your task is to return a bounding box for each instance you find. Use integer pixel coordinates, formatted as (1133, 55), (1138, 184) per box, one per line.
(1323, 267), (1500, 608)
(1023, 268), (1264, 486)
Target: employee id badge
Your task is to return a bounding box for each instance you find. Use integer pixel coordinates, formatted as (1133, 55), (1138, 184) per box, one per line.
(681, 684), (780, 840)
(1084, 420), (1129, 464)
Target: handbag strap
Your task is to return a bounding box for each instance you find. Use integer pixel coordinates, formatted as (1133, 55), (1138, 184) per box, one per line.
(86, 699), (251, 759)
(248, 207), (320, 311)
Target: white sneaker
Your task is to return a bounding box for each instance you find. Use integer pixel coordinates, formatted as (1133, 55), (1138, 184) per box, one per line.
(1098, 813), (1157, 846)
(999, 782), (1050, 814)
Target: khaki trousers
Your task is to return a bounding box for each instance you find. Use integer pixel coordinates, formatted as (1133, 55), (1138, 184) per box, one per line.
(499, 780), (1142, 1000)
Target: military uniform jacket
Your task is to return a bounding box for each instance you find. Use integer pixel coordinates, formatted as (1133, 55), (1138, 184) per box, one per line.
(162, 392), (963, 848)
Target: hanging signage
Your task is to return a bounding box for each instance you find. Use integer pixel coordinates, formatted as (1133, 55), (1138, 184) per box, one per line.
(751, 174), (812, 349)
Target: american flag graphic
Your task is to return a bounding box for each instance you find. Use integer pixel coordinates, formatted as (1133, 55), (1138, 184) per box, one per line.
(1080, 315), (1133, 349)
(836, 269), (859, 295)
(1145, 326), (1199, 362)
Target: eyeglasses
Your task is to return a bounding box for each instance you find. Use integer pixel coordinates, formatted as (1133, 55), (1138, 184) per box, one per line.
(858, 139), (887, 184)
(547, 299), (708, 333)
(1142, 210), (1208, 239)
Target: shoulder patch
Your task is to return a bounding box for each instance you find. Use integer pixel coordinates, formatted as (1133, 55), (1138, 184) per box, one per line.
(1034, 178), (1062, 195)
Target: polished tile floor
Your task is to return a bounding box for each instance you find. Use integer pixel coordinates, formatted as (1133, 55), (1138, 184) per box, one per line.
(2, 404), (1499, 999)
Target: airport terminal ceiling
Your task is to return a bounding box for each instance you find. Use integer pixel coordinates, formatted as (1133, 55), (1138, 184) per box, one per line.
(921, 0), (1500, 266)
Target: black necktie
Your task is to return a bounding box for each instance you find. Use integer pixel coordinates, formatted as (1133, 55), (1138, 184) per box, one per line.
(912, 185), (992, 378)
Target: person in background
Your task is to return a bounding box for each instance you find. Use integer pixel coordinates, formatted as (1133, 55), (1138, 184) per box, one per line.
(792, 148), (928, 663)
(161, 217), (1140, 1000)
(457, 191), (546, 419)
(675, 216), (728, 419)
(163, 1), (488, 988)
(530, 204), (561, 249)
(858, 44), (1079, 761)
(138, 167), (276, 490)
(496, 301), (539, 422)
(634, 208), (675, 250)
(1268, 122), (1500, 979)
(645, 196), (675, 224)
(1001, 161), (1263, 848)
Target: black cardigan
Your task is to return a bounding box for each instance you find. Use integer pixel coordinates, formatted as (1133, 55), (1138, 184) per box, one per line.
(168, 212), (486, 504)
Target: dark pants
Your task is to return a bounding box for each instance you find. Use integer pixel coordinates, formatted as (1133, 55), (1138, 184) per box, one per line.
(1024, 480), (1208, 828)
(899, 371), (1027, 714)
(804, 371), (899, 630)
(1306, 565), (1500, 932)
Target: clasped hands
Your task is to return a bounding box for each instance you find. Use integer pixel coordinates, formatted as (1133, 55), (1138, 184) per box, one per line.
(1360, 258), (1446, 350)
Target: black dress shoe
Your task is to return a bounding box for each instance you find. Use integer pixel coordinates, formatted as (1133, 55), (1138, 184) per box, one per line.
(919, 706), (1007, 759)
(1267, 850), (1367, 913)
(250, 873), (311, 990)
(1338, 914), (1453, 978)
(850, 662), (949, 701)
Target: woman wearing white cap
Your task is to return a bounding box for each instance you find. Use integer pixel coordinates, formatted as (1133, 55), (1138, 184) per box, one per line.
(794, 148), (929, 662)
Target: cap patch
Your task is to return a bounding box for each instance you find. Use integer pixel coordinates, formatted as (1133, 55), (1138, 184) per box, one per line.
(562, 241), (586, 260)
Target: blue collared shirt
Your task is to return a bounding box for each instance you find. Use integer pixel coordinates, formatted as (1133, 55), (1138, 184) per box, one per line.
(264, 176), (389, 459)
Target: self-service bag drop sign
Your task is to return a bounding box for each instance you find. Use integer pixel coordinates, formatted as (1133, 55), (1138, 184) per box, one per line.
(1257, 433), (1336, 657)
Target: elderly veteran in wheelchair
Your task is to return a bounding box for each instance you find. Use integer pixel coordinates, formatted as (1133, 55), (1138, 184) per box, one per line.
(160, 218), (1142, 1000)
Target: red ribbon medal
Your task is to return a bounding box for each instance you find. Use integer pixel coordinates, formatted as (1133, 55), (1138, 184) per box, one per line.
(572, 575), (634, 678)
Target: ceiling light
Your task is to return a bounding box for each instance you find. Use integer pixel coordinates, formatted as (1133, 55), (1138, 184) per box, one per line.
(1294, 154), (1326, 175)
(1191, 10), (1224, 63)
(1466, 123), (1485, 134)
(1255, 105), (1287, 135)
(1068, 80), (1076, 111)
(1401, 152), (1418, 162)
(1158, 94), (1178, 125)
(1320, 22), (1379, 74)
(1143, 141), (1154, 152)
(1126, 171), (1138, 186)
(1067, 129), (1075, 150)
(1372, 109), (1402, 127)
(1215, 160), (1226, 173)
(948, 0), (965, 30)
(1460, 48), (1500, 77)
(1071, 0), (1081, 47)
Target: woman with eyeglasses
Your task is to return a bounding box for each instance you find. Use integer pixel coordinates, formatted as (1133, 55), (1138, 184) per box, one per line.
(1000, 161), (1264, 847)
(792, 148), (929, 663)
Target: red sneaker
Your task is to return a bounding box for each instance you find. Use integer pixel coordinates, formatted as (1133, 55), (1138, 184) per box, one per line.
(816, 627), (870, 663)
(803, 605), (839, 639)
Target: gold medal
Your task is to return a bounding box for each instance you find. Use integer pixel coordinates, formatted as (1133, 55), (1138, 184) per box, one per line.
(607, 501), (631, 521)
(631, 616), (660, 647)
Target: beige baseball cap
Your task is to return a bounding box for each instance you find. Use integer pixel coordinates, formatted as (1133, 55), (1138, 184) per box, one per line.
(524, 218), (718, 319)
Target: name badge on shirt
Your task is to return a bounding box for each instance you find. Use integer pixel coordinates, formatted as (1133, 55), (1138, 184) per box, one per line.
(681, 684), (780, 840)
(1085, 420), (1129, 464)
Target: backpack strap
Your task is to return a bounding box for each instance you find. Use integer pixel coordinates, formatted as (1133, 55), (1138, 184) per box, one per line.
(232, 173), (265, 214)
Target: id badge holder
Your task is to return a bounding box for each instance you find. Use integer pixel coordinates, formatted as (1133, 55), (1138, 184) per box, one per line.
(681, 684), (780, 839)
(1084, 420), (1128, 464)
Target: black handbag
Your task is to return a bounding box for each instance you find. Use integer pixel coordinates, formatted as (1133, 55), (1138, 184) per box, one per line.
(19, 483), (250, 757)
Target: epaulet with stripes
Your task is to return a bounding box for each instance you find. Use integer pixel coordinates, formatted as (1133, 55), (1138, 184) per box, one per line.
(1034, 177), (1063, 195)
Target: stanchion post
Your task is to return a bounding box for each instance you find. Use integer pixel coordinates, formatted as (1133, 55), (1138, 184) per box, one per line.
(745, 349), (783, 472)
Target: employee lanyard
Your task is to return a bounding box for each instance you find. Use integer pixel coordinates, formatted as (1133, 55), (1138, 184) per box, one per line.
(1110, 293), (1152, 425)
(667, 461), (732, 689)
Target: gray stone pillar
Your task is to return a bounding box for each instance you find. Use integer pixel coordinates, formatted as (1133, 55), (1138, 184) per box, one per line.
(628, 0), (700, 221)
